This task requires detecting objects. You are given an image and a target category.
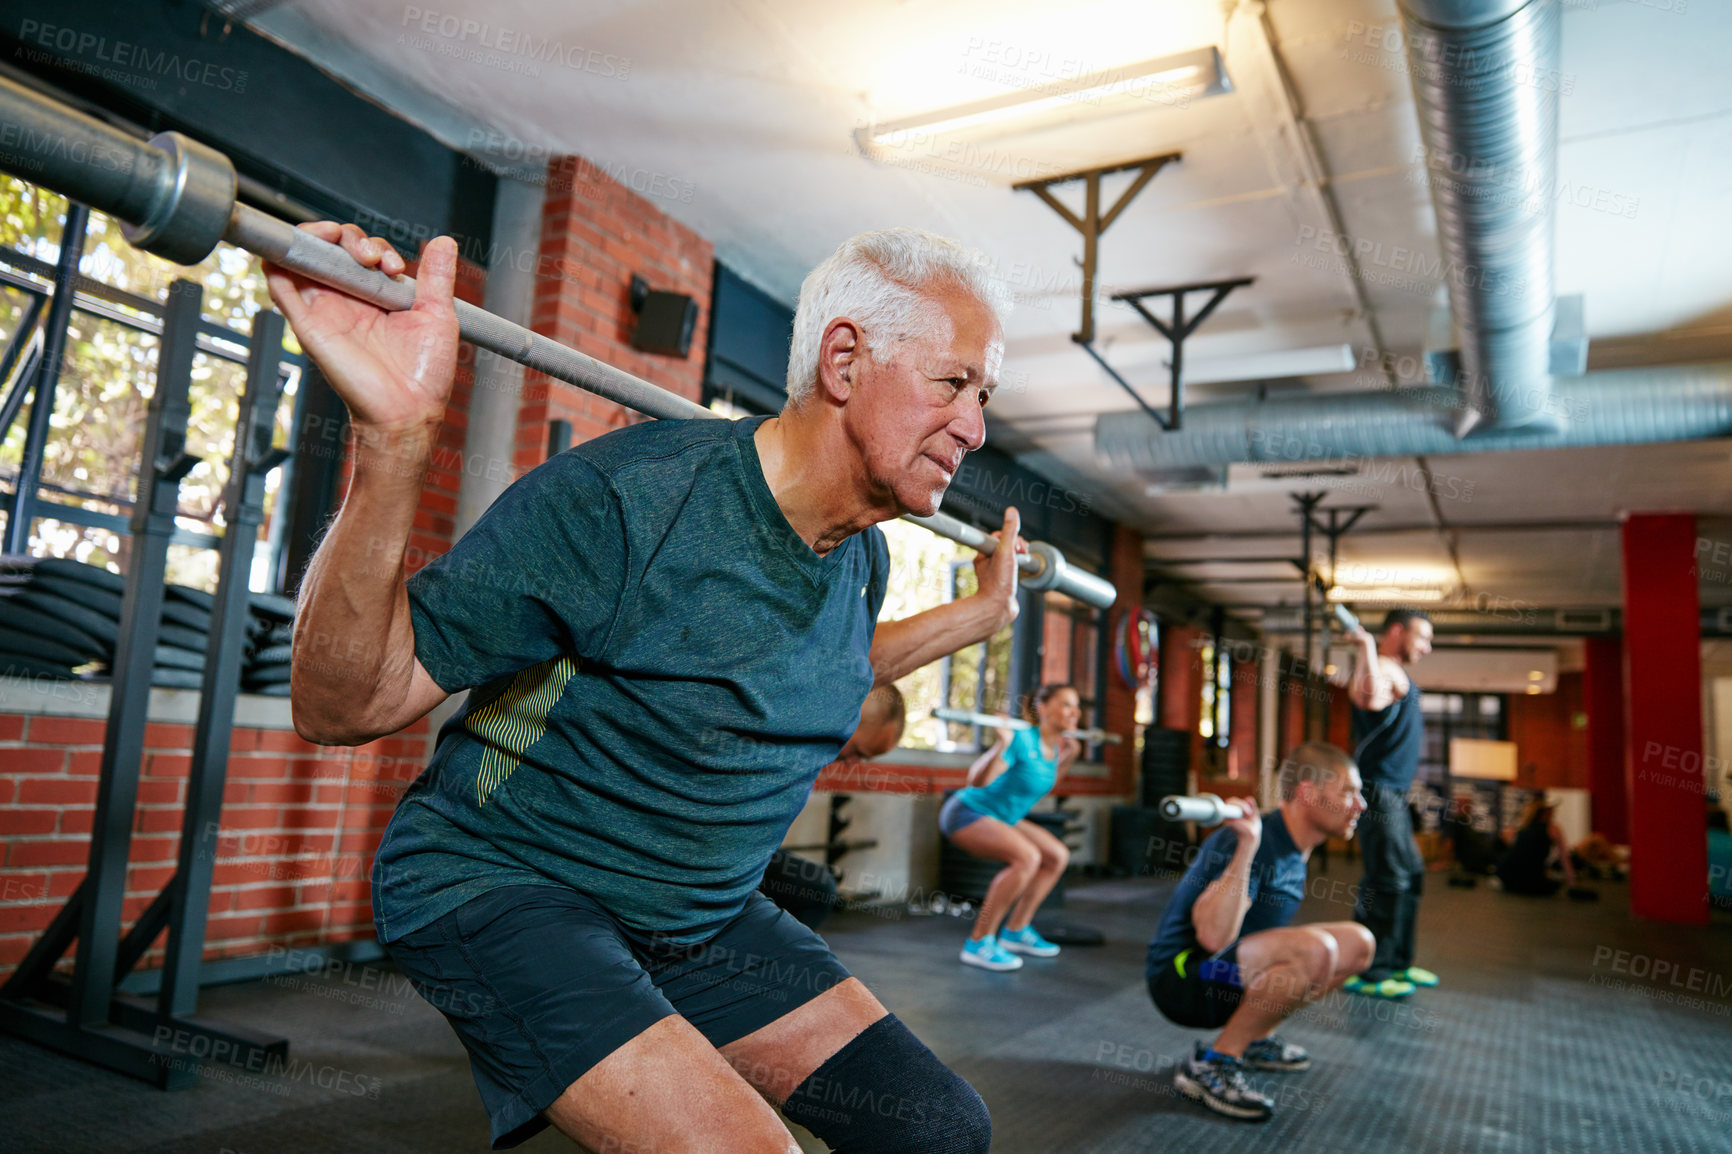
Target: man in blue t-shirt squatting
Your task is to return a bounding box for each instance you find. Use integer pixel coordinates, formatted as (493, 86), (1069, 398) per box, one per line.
(267, 224), (1024, 1153)
(1143, 741), (1372, 1122)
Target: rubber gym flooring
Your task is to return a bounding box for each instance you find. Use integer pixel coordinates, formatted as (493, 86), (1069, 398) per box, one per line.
(3, 858), (1729, 1153)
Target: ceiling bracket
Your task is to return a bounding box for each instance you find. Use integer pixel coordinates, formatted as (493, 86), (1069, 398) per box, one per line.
(1095, 277), (1255, 432)
(1014, 152), (1181, 346)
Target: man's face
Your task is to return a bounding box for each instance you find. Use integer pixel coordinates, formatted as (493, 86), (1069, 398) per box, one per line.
(840, 284), (1003, 518)
(1393, 619), (1434, 664)
(1304, 765), (1368, 839)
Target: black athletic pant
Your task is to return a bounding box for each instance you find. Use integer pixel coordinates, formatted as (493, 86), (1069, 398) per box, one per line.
(1353, 786), (1425, 980)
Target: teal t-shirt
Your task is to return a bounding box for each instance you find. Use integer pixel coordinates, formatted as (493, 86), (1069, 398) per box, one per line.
(372, 416), (889, 946)
(954, 727), (1059, 826)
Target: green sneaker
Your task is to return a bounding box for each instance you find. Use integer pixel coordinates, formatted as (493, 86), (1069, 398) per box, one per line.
(1342, 975), (1416, 999)
(1397, 966), (1439, 988)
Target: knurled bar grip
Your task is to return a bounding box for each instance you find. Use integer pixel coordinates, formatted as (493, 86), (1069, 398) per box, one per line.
(0, 75), (1118, 608)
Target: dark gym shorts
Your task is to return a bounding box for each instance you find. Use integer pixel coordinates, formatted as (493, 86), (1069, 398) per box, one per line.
(383, 883), (855, 1148)
(1148, 944), (1245, 1029)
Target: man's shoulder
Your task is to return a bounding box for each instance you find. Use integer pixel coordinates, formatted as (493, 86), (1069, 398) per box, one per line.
(1381, 655), (1413, 695)
(567, 416), (743, 477)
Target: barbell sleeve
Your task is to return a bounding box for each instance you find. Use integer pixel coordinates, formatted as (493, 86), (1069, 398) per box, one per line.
(1158, 794), (1247, 825)
(0, 75), (1117, 608)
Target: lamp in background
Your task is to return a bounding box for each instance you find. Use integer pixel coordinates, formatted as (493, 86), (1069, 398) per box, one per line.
(856, 46), (1231, 153)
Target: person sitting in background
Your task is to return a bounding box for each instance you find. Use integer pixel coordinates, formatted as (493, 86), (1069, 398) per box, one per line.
(1144, 742), (1373, 1123)
(1569, 831), (1626, 883)
(1442, 795), (1500, 885)
(760, 685), (906, 930)
(940, 684), (1082, 970)
(1497, 794), (1578, 896)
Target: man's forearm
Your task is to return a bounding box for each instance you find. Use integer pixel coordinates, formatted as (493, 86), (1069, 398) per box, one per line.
(1349, 639), (1387, 709)
(1192, 844), (1256, 952)
(291, 424), (437, 742)
(868, 595), (1004, 685)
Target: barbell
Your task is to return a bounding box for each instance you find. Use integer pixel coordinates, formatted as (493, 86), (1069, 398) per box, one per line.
(1158, 794), (1248, 825)
(0, 75), (1119, 610)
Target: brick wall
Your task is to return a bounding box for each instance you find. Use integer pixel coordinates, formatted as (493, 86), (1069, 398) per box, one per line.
(1156, 623), (1205, 780)
(517, 155), (713, 470)
(1102, 525), (1144, 796)
(0, 710), (431, 972)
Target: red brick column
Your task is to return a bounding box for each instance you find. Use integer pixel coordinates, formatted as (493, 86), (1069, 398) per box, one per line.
(1102, 525), (1143, 795)
(1583, 636), (1628, 843)
(1156, 624), (1205, 778)
(1621, 513), (1708, 923)
(520, 156), (714, 470)
(1227, 656), (1258, 780)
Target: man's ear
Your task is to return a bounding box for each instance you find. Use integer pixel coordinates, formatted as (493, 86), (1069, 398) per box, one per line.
(817, 317), (863, 404)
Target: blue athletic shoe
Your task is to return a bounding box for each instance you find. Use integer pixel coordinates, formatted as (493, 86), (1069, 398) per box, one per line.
(960, 935), (1023, 971)
(998, 924), (1061, 958)
(1240, 1035), (1310, 1072)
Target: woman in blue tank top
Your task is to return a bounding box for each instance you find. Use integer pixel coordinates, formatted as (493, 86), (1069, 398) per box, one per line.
(939, 683), (1081, 970)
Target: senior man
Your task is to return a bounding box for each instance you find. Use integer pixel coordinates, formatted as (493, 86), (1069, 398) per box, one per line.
(271, 225), (1014, 1153)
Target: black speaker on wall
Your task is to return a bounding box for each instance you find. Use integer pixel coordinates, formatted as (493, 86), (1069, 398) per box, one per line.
(630, 275), (698, 357)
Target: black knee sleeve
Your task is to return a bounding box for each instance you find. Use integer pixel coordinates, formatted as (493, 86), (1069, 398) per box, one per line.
(781, 1013), (990, 1154)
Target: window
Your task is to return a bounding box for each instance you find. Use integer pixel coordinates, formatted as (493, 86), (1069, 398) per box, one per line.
(1414, 692), (1506, 830)
(877, 517), (1016, 751)
(1042, 589), (1106, 730)
(0, 177), (304, 591)
(1198, 641), (1231, 747)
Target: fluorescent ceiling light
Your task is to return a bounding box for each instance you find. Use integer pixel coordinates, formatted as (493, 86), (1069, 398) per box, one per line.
(858, 47), (1230, 150)
(1328, 586), (1447, 603)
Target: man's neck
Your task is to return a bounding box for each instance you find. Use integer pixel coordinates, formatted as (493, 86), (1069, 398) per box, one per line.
(1277, 801), (1326, 857)
(1377, 635), (1405, 664)
(755, 408), (898, 556)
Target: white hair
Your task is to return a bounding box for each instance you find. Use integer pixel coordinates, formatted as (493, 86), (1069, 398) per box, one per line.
(784, 227), (1012, 405)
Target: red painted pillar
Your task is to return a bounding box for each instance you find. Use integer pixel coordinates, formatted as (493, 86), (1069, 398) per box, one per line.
(1582, 636), (1628, 844)
(1156, 623), (1204, 778)
(1620, 514), (1708, 924)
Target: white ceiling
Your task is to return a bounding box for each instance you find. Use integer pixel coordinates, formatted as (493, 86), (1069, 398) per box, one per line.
(247, 0), (1732, 647)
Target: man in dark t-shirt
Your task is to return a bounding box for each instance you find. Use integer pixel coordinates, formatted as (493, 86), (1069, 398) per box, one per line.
(1144, 742), (1372, 1122)
(270, 224), (1017, 1153)
(1345, 607), (1435, 998)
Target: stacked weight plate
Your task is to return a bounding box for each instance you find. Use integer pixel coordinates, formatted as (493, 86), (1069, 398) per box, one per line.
(0, 556), (217, 688)
(240, 592), (295, 697)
